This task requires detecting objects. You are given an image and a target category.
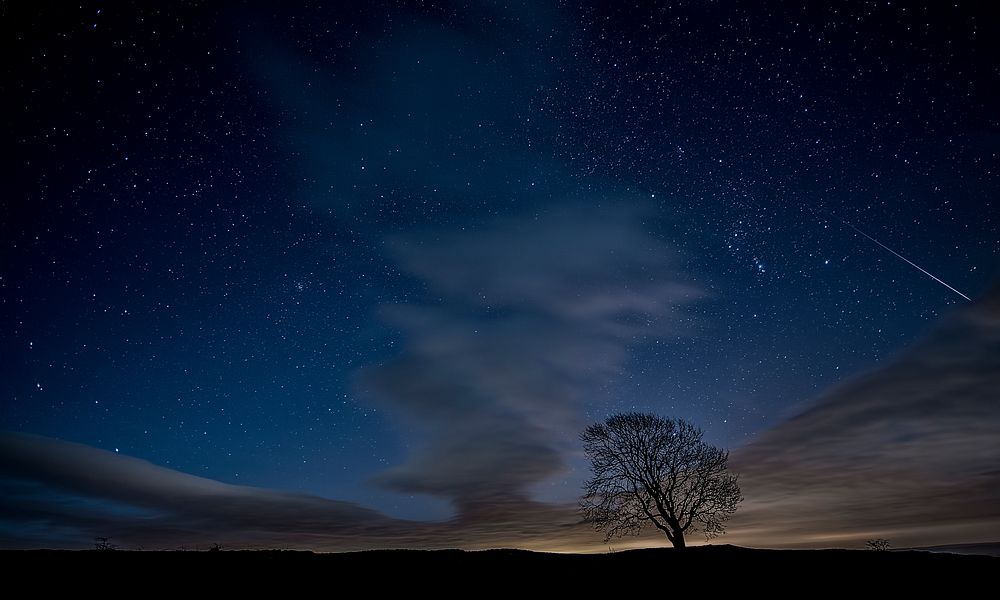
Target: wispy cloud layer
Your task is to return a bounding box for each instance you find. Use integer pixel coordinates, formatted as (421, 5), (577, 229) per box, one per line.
(726, 281), (1000, 547)
(0, 433), (398, 549)
(359, 205), (700, 513)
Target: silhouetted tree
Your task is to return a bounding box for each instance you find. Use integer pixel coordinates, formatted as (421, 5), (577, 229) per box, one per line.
(581, 413), (742, 550)
(93, 537), (118, 551)
(866, 538), (891, 551)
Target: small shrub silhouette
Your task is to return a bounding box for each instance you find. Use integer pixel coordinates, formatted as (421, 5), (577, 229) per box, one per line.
(866, 538), (891, 551)
(94, 537), (118, 551)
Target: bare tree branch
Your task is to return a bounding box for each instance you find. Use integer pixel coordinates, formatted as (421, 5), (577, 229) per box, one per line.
(580, 413), (743, 549)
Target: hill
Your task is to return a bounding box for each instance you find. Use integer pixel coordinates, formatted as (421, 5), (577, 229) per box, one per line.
(3, 545), (994, 591)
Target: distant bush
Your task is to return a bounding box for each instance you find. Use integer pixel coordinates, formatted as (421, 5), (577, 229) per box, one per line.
(94, 537), (118, 551)
(866, 538), (891, 552)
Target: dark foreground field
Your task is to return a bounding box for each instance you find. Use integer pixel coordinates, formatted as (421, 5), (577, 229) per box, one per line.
(4, 545), (996, 592)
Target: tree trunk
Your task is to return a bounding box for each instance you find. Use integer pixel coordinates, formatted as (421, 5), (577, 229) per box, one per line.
(670, 529), (686, 549)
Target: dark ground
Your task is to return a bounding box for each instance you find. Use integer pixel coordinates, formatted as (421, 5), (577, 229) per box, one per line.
(909, 541), (1000, 556)
(4, 545), (996, 592)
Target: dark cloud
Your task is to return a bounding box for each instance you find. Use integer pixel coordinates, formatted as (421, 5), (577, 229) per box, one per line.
(0, 433), (407, 549)
(0, 432), (602, 551)
(725, 282), (1000, 548)
(359, 205), (701, 512)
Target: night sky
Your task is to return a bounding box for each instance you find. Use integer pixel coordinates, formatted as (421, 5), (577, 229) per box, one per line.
(2, 1), (999, 549)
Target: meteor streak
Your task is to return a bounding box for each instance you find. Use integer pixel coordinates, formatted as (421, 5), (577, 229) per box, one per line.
(841, 221), (971, 302)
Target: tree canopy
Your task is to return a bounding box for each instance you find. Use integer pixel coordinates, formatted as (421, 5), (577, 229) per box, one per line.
(581, 413), (742, 549)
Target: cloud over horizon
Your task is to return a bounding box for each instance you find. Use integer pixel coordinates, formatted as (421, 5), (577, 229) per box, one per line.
(0, 432), (402, 550)
(726, 281), (1000, 548)
(358, 205), (701, 514)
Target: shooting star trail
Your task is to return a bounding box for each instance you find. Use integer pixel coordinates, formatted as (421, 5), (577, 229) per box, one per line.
(840, 221), (971, 302)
